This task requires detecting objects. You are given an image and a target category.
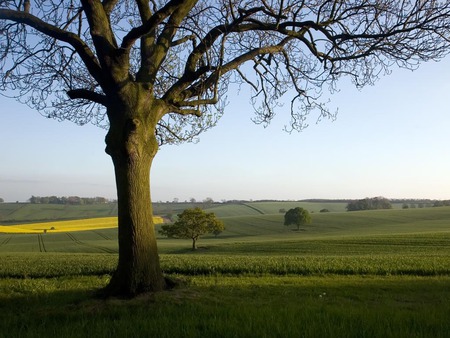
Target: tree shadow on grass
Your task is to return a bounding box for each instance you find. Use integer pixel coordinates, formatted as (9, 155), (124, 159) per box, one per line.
(1, 276), (449, 338)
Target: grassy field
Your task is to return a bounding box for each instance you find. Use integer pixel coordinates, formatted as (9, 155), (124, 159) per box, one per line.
(0, 203), (449, 337)
(1, 275), (449, 338)
(0, 200), (350, 224)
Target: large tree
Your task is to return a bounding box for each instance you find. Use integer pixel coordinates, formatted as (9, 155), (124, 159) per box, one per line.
(1, 1), (450, 296)
(284, 207), (311, 230)
(159, 207), (224, 250)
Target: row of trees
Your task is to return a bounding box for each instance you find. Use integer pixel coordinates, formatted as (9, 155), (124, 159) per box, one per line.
(432, 200), (450, 207)
(346, 197), (392, 212)
(28, 196), (110, 205)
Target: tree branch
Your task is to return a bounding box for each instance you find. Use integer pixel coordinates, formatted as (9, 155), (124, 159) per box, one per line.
(121, 0), (189, 50)
(169, 38), (290, 105)
(79, 0), (118, 56)
(0, 9), (103, 85)
(137, 0), (197, 83)
(66, 89), (107, 106)
(102, 0), (119, 15)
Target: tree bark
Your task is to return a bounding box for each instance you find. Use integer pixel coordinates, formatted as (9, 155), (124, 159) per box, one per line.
(102, 92), (167, 297)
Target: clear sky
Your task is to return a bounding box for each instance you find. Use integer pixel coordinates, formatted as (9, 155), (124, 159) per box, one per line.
(1, 57), (450, 203)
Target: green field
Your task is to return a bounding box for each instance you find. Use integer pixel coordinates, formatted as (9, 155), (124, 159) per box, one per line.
(0, 200), (350, 224)
(0, 202), (449, 337)
(0, 203), (118, 224)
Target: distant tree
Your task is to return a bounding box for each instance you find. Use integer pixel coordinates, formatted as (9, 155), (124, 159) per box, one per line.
(284, 207), (312, 231)
(320, 209), (330, 213)
(94, 196), (107, 204)
(433, 200), (450, 207)
(0, 198), (4, 203)
(28, 196), (39, 204)
(201, 197), (215, 209)
(279, 208), (286, 214)
(48, 196), (60, 204)
(159, 207), (224, 250)
(402, 203), (409, 209)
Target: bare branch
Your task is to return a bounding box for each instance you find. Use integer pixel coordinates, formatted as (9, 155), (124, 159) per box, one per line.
(0, 9), (103, 84)
(67, 89), (107, 105)
(2, 0), (450, 138)
(121, 0), (191, 50)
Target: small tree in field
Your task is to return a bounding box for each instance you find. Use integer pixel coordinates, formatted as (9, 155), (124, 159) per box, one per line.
(159, 207), (224, 250)
(2, 1), (450, 297)
(284, 207), (311, 231)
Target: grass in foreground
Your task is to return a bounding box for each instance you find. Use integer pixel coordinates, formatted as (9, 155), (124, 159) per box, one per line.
(0, 275), (449, 338)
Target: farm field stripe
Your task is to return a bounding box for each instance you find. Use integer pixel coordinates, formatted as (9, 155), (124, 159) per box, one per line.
(109, 203), (118, 216)
(242, 203), (265, 214)
(37, 234), (42, 252)
(93, 230), (111, 240)
(66, 232), (80, 244)
(37, 234), (47, 253)
(66, 232), (116, 253)
(5, 203), (26, 217)
(0, 236), (12, 246)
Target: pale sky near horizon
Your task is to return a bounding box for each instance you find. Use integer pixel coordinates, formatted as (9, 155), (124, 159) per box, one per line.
(1, 57), (450, 203)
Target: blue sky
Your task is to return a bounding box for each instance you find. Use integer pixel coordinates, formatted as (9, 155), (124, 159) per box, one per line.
(1, 57), (450, 203)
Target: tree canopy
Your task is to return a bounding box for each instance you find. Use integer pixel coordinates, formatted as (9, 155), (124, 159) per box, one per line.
(2, 1), (450, 135)
(284, 207), (311, 230)
(159, 207), (224, 250)
(2, 1), (450, 296)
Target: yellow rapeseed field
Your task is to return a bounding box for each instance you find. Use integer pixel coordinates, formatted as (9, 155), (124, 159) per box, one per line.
(0, 216), (164, 234)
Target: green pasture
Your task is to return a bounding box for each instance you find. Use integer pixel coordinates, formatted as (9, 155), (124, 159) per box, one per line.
(1, 206), (450, 253)
(1, 203), (449, 337)
(0, 200), (350, 225)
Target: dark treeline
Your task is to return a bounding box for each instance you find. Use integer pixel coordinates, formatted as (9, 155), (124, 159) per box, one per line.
(430, 200), (450, 207)
(346, 197), (392, 211)
(28, 195), (111, 205)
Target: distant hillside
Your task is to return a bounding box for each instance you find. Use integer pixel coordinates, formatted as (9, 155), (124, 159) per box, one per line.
(1, 201), (349, 224)
(1, 199), (445, 225)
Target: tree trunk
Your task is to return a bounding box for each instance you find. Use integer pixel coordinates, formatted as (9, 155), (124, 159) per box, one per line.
(192, 237), (197, 250)
(102, 95), (167, 297)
